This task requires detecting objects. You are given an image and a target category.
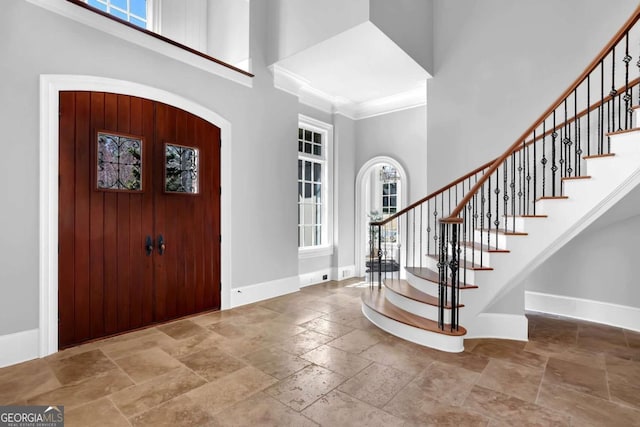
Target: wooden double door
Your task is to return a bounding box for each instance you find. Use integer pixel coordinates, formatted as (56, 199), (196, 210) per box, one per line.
(58, 91), (220, 348)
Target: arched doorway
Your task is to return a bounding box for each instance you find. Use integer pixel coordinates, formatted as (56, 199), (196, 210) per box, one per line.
(355, 157), (408, 278)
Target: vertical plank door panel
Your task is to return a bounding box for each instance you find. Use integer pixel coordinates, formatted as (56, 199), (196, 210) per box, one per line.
(89, 92), (105, 339)
(58, 91), (77, 348)
(73, 92), (92, 343)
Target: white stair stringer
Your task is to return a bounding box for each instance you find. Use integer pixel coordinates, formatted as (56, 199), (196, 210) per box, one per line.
(361, 303), (464, 353)
(461, 130), (640, 340)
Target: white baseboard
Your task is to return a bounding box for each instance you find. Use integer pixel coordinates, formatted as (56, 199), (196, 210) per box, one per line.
(525, 291), (640, 332)
(299, 265), (358, 288)
(230, 276), (299, 308)
(0, 329), (40, 368)
(299, 269), (333, 288)
(334, 264), (357, 281)
(465, 313), (529, 341)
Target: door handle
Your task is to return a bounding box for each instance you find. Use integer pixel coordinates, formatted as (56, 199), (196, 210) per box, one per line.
(158, 234), (166, 255)
(145, 236), (154, 256)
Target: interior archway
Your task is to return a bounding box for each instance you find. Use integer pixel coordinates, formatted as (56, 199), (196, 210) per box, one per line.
(355, 157), (408, 278)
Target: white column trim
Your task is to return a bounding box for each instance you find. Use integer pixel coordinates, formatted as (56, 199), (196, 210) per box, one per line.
(39, 74), (233, 357)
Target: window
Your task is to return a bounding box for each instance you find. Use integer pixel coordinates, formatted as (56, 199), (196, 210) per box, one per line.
(298, 116), (333, 256)
(380, 165), (400, 244)
(97, 132), (143, 191)
(86, 0), (151, 29)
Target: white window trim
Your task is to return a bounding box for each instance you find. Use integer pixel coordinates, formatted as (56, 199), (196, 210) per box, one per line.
(298, 115), (334, 259)
(24, 0), (252, 88)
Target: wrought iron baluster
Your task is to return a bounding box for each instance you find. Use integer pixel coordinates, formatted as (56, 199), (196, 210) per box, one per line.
(533, 128), (537, 215)
(541, 120), (547, 198)
(503, 159), (509, 234)
(419, 204), (423, 269)
(437, 222), (447, 330)
(552, 111), (558, 196)
(487, 175), (492, 251)
(624, 32), (632, 130)
(412, 208), (416, 267)
(518, 141), (524, 216)
(480, 182), (485, 267)
(611, 46), (617, 138)
(575, 89), (580, 176)
(377, 224), (382, 289)
(600, 60), (604, 154)
(527, 132), (533, 216)
(587, 75), (591, 157)
(427, 199), (431, 256)
(494, 167), (500, 250)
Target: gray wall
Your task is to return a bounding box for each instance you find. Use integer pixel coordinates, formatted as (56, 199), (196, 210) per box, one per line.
(370, 0), (434, 75)
(356, 106), (428, 204)
(0, 0), (302, 336)
(524, 188), (640, 308)
(428, 0), (638, 191)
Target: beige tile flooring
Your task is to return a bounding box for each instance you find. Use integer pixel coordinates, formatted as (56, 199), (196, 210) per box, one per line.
(1, 278), (640, 426)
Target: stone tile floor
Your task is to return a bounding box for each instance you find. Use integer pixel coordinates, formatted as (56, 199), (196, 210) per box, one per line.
(1, 278), (639, 426)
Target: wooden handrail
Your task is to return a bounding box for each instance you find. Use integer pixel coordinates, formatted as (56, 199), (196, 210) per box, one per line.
(444, 4), (640, 222)
(65, 0), (255, 78)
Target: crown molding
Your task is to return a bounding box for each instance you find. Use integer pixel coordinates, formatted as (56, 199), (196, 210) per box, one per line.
(271, 64), (426, 120)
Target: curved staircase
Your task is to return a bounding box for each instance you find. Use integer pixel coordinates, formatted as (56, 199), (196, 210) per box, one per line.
(361, 6), (640, 352)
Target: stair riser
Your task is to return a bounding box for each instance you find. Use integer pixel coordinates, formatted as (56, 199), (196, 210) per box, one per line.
(424, 256), (477, 283)
(464, 247), (492, 268)
(448, 245), (492, 268)
(610, 131), (640, 154)
(473, 230), (508, 249)
(385, 286), (452, 323)
(405, 270), (471, 304)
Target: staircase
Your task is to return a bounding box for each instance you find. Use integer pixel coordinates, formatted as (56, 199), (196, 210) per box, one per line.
(361, 7), (640, 352)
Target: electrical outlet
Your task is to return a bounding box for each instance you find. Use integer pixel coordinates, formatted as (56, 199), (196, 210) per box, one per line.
(322, 274), (328, 280)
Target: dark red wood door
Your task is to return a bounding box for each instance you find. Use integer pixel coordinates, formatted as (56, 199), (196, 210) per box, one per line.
(58, 91), (220, 348)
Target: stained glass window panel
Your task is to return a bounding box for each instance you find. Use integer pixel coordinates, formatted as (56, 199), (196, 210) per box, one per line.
(165, 144), (199, 194)
(97, 132), (142, 191)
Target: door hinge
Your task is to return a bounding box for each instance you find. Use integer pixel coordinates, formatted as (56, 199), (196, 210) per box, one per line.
(219, 235), (222, 243)
(219, 187), (222, 196)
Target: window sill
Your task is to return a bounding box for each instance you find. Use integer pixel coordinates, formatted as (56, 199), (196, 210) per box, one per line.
(298, 245), (334, 259)
(25, 0), (253, 88)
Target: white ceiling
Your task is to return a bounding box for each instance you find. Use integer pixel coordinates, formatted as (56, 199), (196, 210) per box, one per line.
(274, 22), (429, 107)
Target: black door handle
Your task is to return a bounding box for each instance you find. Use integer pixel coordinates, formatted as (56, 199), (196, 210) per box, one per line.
(158, 234), (166, 255)
(145, 236), (153, 256)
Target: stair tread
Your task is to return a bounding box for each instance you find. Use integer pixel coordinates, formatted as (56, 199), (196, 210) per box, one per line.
(474, 228), (529, 236)
(461, 241), (510, 253)
(405, 266), (478, 289)
(536, 196), (569, 202)
(504, 215), (548, 218)
(362, 288), (466, 337)
(384, 278), (464, 309)
(583, 153), (615, 160)
(606, 127), (640, 136)
(561, 175), (592, 181)
(426, 254), (493, 270)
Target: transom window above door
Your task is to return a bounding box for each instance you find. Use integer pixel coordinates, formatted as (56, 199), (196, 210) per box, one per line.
(86, 0), (151, 29)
